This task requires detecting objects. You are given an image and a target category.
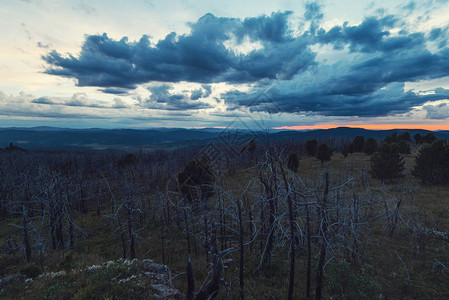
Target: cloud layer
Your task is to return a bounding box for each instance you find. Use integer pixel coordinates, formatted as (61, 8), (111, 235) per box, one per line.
(222, 8), (449, 117)
(40, 2), (449, 121)
(43, 12), (315, 88)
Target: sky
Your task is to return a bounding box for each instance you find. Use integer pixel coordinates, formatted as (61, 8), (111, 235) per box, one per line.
(1, 0), (449, 130)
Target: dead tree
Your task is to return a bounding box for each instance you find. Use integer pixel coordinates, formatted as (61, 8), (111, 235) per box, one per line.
(186, 256), (195, 300)
(315, 171), (329, 300)
(279, 160), (297, 300)
(22, 205), (32, 263)
(236, 197), (245, 300)
(194, 224), (232, 300)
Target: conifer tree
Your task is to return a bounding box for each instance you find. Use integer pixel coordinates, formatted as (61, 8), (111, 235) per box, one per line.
(412, 139), (449, 184)
(305, 140), (318, 156)
(414, 133), (423, 145)
(370, 143), (405, 182)
(363, 138), (378, 155)
(352, 136), (365, 152)
(397, 140), (411, 154)
(316, 143), (333, 164)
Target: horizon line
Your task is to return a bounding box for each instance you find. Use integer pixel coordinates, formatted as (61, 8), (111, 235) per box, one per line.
(0, 124), (448, 131)
(273, 124), (449, 131)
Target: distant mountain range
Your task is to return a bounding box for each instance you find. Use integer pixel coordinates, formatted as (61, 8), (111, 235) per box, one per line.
(0, 126), (447, 150)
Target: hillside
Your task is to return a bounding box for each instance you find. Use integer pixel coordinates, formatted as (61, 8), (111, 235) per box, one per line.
(0, 126), (448, 150)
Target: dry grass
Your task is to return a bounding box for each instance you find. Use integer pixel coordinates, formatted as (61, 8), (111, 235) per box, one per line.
(1, 147), (449, 299)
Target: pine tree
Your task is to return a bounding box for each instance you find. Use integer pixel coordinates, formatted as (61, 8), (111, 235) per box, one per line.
(370, 143), (405, 182)
(412, 139), (449, 184)
(397, 140), (411, 154)
(363, 138), (378, 155)
(352, 136), (365, 152)
(316, 143), (333, 164)
(305, 140), (318, 156)
(384, 132), (398, 144)
(399, 132), (411, 142)
(414, 133), (423, 145)
(424, 133), (437, 144)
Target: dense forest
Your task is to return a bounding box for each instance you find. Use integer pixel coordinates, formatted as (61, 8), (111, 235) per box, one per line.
(1, 131), (449, 299)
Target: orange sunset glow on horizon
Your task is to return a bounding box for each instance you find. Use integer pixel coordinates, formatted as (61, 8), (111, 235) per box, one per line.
(274, 124), (449, 131)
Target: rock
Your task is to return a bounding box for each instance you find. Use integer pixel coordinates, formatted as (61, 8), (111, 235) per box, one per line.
(0, 274), (24, 289)
(142, 259), (182, 299)
(151, 283), (182, 299)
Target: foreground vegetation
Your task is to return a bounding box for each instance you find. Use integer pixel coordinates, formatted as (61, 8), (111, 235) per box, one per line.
(1, 134), (449, 299)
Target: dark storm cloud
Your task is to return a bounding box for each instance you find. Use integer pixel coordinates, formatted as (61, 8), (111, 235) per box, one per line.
(32, 97), (54, 104)
(99, 88), (129, 95)
(202, 85), (212, 97)
(224, 47), (449, 117)
(428, 26), (449, 48)
(42, 6), (449, 118)
(32, 93), (123, 109)
(140, 84), (211, 111)
(224, 82), (449, 117)
(190, 89), (203, 100)
(43, 12), (315, 89)
(190, 84), (213, 100)
(315, 15), (417, 53)
(222, 9), (449, 117)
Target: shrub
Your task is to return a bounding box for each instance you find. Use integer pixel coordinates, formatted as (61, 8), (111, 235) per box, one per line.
(287, 153), (299, 173)
(316, 143), (333, 164)
(60, 251), (74, 271)
(178, 156), (215, 202)
(370, 143), (405, 182)
(412, 139), (449, 184)
(19, 263), (42, 279)
(363, 138), (378, 155)
(305, 140), (318, 156)
(327, 260), (381, 299)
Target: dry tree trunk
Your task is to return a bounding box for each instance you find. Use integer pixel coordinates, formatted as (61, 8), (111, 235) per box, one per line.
(184, 208), (191, 255)
(306, 204), (311, 298)
(127, 200), (136, 259)
(279, 161), (297, 300)
(196, 224), (223, 300)
(315, 171), (329, 300)
(186, 257), (195, 300)
(22, 206), (32, 263)
(237, 198), (245, 300)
